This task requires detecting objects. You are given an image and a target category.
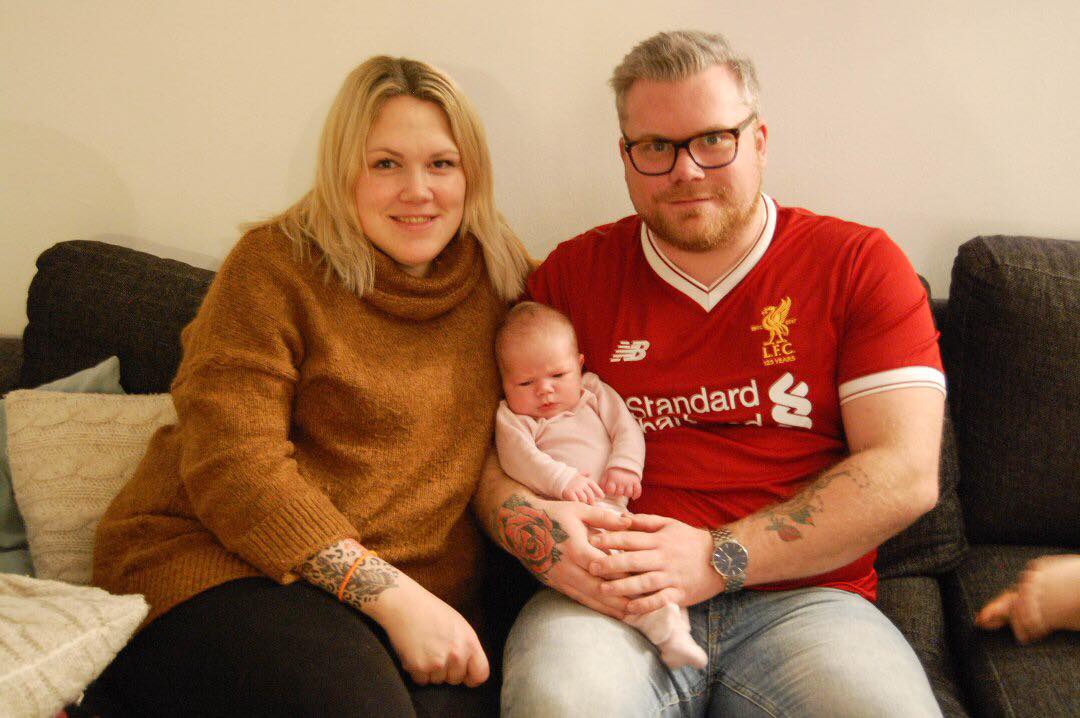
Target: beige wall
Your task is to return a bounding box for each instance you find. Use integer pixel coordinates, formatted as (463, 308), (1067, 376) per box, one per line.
(3, 1), (1078, 335)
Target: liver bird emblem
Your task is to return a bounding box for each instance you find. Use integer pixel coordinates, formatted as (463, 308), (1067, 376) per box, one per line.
(751, 296), (796, 345)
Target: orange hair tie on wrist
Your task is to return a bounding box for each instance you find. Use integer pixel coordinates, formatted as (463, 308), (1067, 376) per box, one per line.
(335, 548), (378, 601)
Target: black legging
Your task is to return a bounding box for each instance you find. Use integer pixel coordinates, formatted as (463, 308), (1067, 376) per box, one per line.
(84, 577), (500, 717)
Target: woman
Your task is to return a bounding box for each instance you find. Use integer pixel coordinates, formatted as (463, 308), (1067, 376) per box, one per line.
(88, 56), (530, 717)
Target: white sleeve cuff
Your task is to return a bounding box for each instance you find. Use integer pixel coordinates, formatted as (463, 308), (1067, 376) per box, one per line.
(838, 366), (947, 405)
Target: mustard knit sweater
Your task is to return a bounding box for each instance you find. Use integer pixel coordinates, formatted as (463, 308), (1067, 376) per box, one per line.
(93, 227), (506, 628)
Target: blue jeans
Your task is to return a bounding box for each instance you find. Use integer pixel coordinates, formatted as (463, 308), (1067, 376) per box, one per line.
(502, 587), (941, 717)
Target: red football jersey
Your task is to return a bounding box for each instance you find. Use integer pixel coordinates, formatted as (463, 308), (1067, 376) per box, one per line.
(527, 195), (945, 600)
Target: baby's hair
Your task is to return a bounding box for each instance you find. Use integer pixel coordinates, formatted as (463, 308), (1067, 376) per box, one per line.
(495, 302), (579, 370)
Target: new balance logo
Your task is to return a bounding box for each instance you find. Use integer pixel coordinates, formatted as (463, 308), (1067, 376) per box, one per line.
(610, 340), (650, 362)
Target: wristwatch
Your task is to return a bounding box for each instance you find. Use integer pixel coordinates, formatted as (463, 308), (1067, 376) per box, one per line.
(709, 527), (748, 593)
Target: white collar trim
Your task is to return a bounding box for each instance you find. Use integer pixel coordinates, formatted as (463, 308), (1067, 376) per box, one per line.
(641, 193), (776, 312)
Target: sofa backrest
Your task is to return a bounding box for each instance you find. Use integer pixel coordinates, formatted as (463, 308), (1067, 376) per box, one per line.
(944, 235), (1079, 546)
(18, 241), (213, 394)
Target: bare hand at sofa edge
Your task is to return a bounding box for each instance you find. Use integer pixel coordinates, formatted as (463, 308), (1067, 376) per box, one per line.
(299, 537), (490, 687)
(975, 554), (1080, 645)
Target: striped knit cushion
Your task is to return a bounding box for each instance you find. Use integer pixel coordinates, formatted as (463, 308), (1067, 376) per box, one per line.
(0, 573), (146, 718)
(5, 390), (176, 584)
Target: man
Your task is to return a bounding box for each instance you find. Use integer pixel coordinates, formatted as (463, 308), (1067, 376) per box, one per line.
(476, 30), (946, 716)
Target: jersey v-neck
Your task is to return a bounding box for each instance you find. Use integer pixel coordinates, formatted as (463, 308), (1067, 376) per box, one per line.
(640, 193), (777, 312)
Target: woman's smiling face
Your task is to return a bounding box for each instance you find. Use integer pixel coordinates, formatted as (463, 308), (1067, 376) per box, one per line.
(354, 95), (466, 277)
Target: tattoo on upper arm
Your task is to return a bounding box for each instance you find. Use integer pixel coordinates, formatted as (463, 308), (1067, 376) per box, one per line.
(762, 465), (871, 542)
(300, 540), (399, 606)
(494, 494), (568, 581)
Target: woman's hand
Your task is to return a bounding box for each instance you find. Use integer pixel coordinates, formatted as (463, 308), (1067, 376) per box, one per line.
(298, 538), (488, 686)
(368, 574), (490, 687)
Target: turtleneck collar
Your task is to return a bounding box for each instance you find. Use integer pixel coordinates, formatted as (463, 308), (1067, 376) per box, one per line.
(363, 234), (485, 321)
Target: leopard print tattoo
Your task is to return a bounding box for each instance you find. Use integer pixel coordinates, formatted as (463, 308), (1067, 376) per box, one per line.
(299, 538), (399, 607)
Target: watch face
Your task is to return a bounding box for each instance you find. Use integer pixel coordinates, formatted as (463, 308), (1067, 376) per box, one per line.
(717, 542), (747, 574)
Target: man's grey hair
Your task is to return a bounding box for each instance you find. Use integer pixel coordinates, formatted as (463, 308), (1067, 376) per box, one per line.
(610, 31), (761, 123)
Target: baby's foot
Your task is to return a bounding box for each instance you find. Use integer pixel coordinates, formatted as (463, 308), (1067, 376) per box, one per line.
(659, 631), (708, 670)
(1014, 554), (1080, 641)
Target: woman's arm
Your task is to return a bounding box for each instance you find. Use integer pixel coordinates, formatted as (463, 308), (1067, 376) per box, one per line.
(297, 538), (489, 687)
(298, 537), (400, 608)
(171, 234), (359, 581)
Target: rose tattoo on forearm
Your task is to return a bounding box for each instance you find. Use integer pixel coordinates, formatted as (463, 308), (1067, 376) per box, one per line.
(494, 495), (569, 581)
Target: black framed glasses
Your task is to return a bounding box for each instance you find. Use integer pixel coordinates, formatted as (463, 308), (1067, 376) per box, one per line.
(622, 113), (758, 176)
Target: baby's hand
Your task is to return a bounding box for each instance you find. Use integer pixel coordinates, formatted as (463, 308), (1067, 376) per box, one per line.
(562, 474), (604, 504)
(601, 467), (642, 500)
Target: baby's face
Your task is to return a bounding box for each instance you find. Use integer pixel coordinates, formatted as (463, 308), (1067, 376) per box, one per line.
(500, 329), (584, 420)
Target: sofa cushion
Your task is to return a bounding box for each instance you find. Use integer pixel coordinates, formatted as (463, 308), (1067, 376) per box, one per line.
(0, 573), (147, 718)
(6, 390), (176, 584)
(876, 576), (970, 717)
(1, 356), (125, 577)
(19, 241), (213, 395)
(943, 545), (1080, 718)
(944, 235), (1079, 546)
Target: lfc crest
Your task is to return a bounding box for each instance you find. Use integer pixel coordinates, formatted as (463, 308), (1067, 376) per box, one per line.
(751, 296), (797, 366)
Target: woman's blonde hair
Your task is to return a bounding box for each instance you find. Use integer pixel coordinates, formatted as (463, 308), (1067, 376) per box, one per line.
(249, 56), (529, 300)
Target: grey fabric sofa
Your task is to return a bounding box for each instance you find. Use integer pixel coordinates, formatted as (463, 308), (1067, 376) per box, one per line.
(1, 234), (1077, 717)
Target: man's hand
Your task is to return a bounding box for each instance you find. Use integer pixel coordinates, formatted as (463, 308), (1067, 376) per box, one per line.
(587, 513), (724, 614)
(561, 473), (605, 504)
(600, 467), (642, 499)
(493, 494), (631, 618)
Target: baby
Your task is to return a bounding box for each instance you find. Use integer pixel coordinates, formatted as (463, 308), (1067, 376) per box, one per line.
(494, 301), (707, 670)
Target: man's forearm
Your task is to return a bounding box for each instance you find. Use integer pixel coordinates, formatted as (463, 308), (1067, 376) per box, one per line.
(723, 386), (945, 587)
(730, 446), (937, 586)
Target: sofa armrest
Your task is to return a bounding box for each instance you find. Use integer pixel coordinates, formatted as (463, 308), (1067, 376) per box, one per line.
(0, 337), (23, 394)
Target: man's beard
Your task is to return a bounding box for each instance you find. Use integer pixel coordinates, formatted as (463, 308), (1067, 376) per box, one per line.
(644, 181), (761, 253)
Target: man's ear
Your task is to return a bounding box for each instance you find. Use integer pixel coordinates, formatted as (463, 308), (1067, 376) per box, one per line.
(578, 353), (585, 369)
(755, 120), (768, 165)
